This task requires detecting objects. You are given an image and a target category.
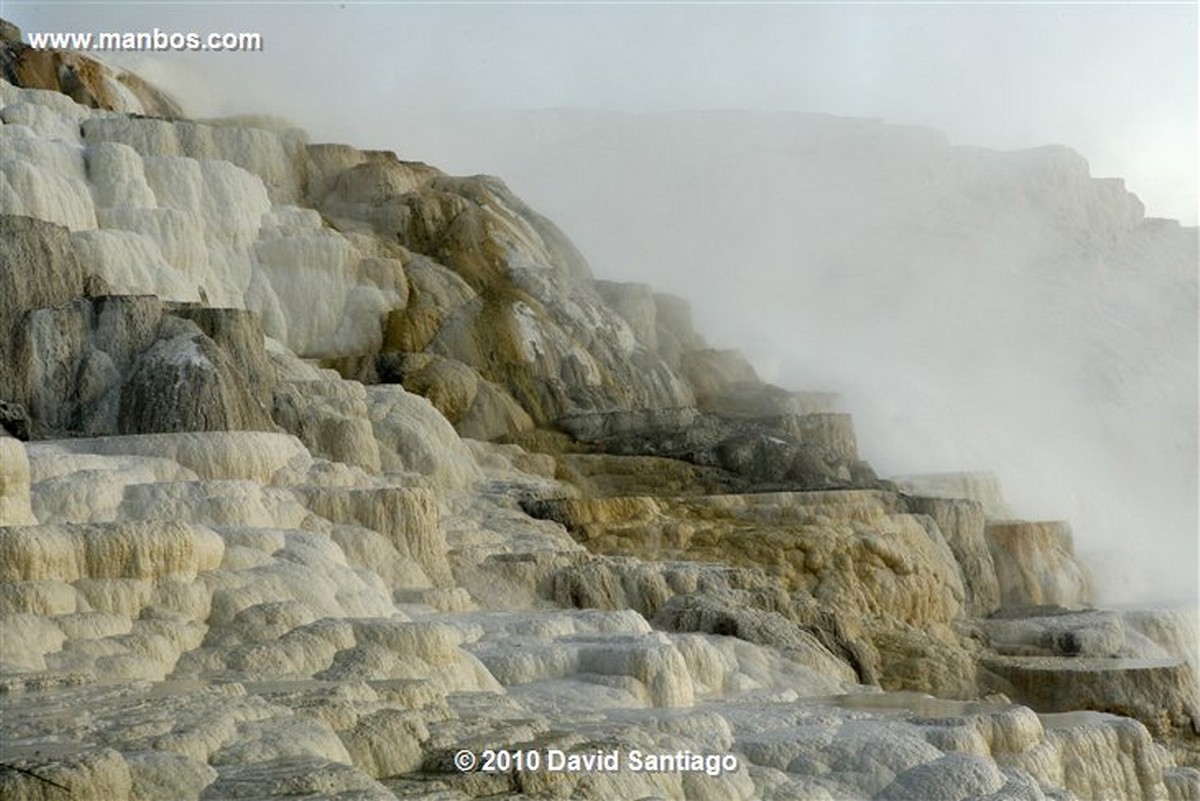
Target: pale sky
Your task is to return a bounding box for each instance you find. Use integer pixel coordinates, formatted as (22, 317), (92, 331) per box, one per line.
(7, 1), (1197, 224)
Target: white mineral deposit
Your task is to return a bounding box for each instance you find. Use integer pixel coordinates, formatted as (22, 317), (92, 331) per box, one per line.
(0, 9), (1196, 800)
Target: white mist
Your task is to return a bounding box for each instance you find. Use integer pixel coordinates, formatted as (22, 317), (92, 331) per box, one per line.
(383, 110), (1198, 608)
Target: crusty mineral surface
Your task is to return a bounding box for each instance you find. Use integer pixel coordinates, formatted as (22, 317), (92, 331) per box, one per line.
(1, 31), (1196, 801)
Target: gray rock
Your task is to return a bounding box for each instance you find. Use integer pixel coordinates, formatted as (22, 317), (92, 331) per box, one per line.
(17, 295), (162, 437)
(0, 216), (90, 330)
(8, 288), (278, 439)
(1, 215), (282, 439)
(0, 216), (93, 423)
(556, 407), (701, 444)
(982, 608), (1129, 658)
(0, 400), (29, 440)
(906, 496), (1000, 617)
(557, 407), (864, 490)
(170, 305), (276, 410)
(984, 654), (1200, 738)
(118, 322), (274, 434)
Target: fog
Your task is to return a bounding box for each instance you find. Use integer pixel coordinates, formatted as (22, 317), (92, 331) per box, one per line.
(395, 109), (1198, 607)
(12, 4), (1198, 605)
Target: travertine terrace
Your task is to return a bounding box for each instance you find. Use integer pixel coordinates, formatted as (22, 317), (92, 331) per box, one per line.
(1, 26), (1197, 800)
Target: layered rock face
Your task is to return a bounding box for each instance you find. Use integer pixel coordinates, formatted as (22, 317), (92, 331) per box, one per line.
(1, 32), (1197, 801)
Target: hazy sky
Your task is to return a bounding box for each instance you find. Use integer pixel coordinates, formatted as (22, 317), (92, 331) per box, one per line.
(8, 2), (1197, 224)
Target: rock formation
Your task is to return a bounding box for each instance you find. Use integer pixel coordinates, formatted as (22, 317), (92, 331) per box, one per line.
(0, 25), (1196, 801)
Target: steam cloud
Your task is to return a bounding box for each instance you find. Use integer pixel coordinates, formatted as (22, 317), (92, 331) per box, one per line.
(387, 110), (1197, 608)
